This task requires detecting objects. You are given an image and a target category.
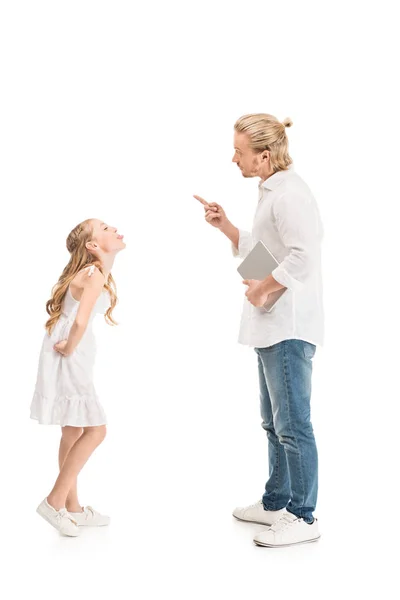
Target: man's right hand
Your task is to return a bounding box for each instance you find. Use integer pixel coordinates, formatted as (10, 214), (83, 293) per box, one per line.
(193, 195), (229, 230)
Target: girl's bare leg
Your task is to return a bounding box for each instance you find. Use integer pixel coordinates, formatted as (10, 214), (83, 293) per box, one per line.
(47, 425), (106, 511)
(58, 426), (83, 513)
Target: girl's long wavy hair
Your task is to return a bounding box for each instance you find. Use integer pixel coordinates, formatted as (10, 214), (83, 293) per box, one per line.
(45, 219), (118, 335)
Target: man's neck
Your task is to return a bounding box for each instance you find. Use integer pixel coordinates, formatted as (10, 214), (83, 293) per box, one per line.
(258, 165), (275, 183)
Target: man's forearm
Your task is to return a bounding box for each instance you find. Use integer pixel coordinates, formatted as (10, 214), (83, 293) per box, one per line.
(261, 274), (286, 295)
(220, 221), (239, 248)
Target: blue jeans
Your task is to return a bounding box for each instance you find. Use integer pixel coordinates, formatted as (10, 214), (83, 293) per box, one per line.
(255, 339), (318, 523)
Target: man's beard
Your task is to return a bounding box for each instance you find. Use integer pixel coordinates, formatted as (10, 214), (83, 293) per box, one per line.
(241, 163), (258, 178)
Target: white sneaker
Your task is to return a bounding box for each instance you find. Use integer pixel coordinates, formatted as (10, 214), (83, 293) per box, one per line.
(36, 498), (80, 537)
(69, 506), (110, 527)
(232, 499), (286, 526)
(253, 511), (321, 547)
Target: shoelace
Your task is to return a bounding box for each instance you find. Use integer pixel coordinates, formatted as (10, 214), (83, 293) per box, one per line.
(56, 508), (78, 526)
(248, 500), (264, 510)
(83, 506), (96, 520)
(56, 508), (68, 520)
(269, 512), (299, 533)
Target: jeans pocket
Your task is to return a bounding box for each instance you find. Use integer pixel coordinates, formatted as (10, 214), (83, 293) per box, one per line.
(303, 342), (316, 360)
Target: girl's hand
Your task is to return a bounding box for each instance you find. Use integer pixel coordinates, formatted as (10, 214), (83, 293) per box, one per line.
(53, 340), (71, 356)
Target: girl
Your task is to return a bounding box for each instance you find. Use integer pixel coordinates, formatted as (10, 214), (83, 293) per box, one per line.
(30, 218), (126, 536)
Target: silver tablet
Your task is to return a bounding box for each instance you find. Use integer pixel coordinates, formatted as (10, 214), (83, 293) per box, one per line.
(237, 240), (286, 312)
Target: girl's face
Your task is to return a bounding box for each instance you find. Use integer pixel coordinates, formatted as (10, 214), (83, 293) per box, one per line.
(89, 219), (126, 254)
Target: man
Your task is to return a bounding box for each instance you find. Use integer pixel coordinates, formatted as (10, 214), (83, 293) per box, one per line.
(194, 113), (324, 548)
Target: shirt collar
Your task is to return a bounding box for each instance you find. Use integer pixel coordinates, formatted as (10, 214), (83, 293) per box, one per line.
(259, 164), (294, 191)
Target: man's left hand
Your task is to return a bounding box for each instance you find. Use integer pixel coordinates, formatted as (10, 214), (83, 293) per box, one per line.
(243, 279), (269, 308)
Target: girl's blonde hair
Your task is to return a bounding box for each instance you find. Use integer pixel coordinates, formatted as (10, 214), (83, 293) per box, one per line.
(45, 219), (118, 334)
(234, 113), (293, 172)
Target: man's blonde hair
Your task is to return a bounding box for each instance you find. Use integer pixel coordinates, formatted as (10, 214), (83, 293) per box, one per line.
(234, 113), (293, 172)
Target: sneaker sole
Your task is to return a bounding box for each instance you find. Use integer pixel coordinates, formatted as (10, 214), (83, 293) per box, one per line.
(253, 535), (321, 548)
(36, 506), (80, 537)
(232, 514), (274, 526)
(77, 522), (110, 527)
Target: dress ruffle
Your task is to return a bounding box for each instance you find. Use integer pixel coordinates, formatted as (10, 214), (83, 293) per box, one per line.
(30, 391), (107, 427)
(30, 284), (110, 427)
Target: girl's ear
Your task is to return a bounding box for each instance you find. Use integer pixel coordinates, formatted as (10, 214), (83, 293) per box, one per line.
(85, 241), (98, 252)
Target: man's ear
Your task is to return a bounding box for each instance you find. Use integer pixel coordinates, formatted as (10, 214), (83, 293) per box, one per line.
(261, 150), (270, 163)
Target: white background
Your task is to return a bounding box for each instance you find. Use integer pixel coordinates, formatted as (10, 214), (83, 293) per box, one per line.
(1, 1), (399, 598)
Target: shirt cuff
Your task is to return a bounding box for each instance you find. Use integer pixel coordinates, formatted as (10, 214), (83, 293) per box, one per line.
(272, 265), (303, 293)
(231, 230), (252, 259)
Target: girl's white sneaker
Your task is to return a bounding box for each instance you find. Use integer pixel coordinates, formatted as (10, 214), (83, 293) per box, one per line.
(69, 506), (110, 527)
(36, 498), (80, 537)
(253, 511), (321, 547)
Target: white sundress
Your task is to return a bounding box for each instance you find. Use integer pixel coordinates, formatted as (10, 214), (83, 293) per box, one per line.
(30, 266), (110, 427)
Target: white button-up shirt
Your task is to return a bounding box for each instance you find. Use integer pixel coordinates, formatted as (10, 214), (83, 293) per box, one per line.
(232, 165), (324, 348)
